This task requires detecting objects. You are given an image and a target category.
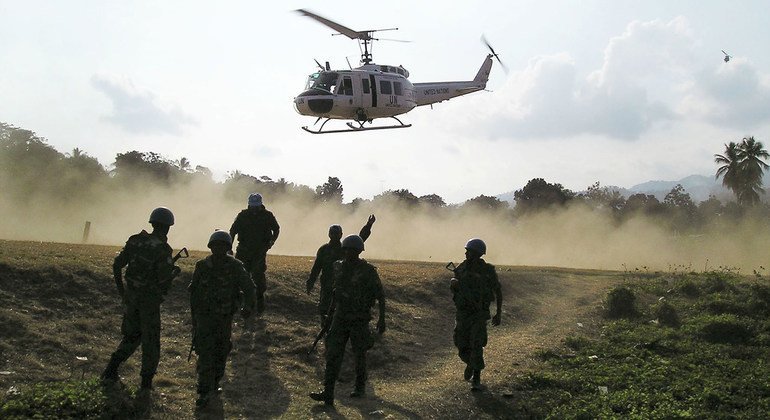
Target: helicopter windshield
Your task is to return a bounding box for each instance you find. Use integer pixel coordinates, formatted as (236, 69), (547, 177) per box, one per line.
(307, 71), (339, 93)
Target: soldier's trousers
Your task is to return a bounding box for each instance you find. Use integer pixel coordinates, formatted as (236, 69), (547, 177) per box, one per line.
(195, 312), (235, 395)
(110, 300), (161, 377)
(236, 250), (267, 302)
(323, 318), (372, 393)
(454, 317), (488, 371)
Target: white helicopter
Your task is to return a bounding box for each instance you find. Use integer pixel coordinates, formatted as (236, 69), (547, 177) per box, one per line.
(293, 9), (504, 134)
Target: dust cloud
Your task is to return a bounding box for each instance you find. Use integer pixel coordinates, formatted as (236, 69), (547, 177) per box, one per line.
(1, 178), (769, 273)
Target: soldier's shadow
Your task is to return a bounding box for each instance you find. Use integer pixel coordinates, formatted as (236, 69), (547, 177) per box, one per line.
(346, 386), (422, 419)
(225, 317), (290, 417)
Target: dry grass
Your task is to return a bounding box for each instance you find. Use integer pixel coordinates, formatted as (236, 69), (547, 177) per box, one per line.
(0, 240), (623, 419)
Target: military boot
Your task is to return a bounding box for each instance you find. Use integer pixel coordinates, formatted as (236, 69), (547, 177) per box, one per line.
(463, 365), (473, 382)
(140, 374), (153, 390)
(471, 370), (483, 391)
(100, 356), (121, 383)
(309, 390), (334, 405)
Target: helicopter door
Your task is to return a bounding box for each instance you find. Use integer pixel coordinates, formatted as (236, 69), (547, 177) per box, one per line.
(369, 75), (377, 107)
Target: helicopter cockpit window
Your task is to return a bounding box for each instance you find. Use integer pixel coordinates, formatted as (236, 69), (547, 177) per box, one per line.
(380, 80), (392, 95)
(338, 77), (353, 96)
(310, 72), (339, 93)
(396, 68), (405, 76)
(305, 73), (320, 90)
(394, 82), (403, 96)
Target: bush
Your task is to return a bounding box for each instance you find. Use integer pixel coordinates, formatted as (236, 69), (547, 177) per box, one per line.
(677, 279), (700, 297)
(696, 314), (755, 344)
(655, 301), (680, 328)
(606, 286), (637, 318)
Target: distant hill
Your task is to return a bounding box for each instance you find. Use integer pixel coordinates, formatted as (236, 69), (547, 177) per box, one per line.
(496, 174), (732, 205)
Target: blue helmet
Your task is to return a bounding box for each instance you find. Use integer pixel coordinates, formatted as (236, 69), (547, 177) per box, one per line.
(208, 230), (233, 248)
(341, 234), (365, 252)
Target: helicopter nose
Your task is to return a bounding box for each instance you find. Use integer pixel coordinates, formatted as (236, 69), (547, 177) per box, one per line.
(294, 96), (310, 115)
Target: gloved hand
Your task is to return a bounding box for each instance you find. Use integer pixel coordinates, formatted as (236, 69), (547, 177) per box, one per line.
(450, 278), (459, 292)
(366, 214), (376, 227)
(492, 312), (501, 326)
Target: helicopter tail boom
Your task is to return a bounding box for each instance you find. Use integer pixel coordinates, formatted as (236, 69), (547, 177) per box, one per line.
(414, 55), (493, 107)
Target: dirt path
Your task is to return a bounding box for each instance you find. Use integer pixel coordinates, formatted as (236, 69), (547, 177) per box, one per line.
(282, 268), (623, 419)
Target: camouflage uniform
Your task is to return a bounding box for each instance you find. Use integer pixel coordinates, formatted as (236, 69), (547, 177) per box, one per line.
(229, 207), (279, 311)
(322, 259), (384, 396)
(306, 223), (373, 317)
(452, 258), (501, 372)
(107, 230), (174, 379)
(189, 254), (256, 397)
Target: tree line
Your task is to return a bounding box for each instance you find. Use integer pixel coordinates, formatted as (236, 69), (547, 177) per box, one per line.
(2, 122), (768, 233)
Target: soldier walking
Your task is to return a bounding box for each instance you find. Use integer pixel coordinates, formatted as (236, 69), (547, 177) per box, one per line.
(189, 230), (256, 409)
(229, 193), (279, 315)
(450, 238), (502, 391)
(309, 235), (386, 405)
(101, 207), (178, 390)
(306, 215), (376, 326)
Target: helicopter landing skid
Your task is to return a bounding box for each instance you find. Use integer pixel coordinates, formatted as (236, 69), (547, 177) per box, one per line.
(302, 117), (411, 134)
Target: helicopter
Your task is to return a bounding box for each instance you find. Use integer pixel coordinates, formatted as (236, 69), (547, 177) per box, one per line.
(293, 9), (503, 134)
(721, 50), (731, 63)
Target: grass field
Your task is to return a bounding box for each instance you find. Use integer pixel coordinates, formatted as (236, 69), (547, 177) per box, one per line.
(1, 240), (768, 418)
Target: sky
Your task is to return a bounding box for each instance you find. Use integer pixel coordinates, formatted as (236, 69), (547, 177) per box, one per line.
(1, 0), (769, 204)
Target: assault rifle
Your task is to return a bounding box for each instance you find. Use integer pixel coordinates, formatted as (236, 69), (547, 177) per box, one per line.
(170, 247), (189, 277)
(307, 296), (335, 355)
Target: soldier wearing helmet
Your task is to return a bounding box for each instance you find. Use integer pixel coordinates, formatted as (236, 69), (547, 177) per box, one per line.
(229, 193), (280, 316)
(450, 238), (502, 391)
(309, 234), (386, 406)
(306, 215), (376, 326)
(189, 230), (256, 409)
(101, 207), (179, 391)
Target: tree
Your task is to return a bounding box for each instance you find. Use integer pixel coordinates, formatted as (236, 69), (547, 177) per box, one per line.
(315, 176), (344, 204)
(463, 194), (508, 211)
(736, 136), (769, 206)
(578, 181), (626, 213)
(513, 178), (574, 214)
(373, 189), (419, 207)
(418, 194), (447, 208)
(664, 184), (698, 231)
(715, 137), (769, 206)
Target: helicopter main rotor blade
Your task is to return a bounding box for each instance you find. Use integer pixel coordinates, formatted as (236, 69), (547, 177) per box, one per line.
(296, 9), (369, 40)
(375, 37), (411, 43)
(481, 34), (509, 74)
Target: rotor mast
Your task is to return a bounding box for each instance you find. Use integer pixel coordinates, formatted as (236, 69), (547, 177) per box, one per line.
(296, 9), (398, 65)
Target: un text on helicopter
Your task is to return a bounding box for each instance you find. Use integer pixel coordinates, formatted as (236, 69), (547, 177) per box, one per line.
(293, 9), (505, 134)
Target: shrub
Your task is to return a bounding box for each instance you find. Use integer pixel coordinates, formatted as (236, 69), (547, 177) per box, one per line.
(696, 314), (755, 344)
(677, 279), (700, 297)
(564, 334), (591, 351)
(605, 286), (637, 318)
(655, 301), (680, 328)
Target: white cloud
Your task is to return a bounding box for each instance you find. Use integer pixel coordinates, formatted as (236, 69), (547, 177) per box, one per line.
(480, 17), (700, 140)
(681, 58), (770, 128)
(91, 74), (196, 135)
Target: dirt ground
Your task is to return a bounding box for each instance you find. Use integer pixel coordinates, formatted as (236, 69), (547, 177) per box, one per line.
(0, 240), (623, 419)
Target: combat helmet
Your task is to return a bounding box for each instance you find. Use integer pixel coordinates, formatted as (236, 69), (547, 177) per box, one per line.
(464, 238), (486, 255)
(149, 207), (175, 226)
(208, 230), (233, 248)
(341, 234), (365, 252)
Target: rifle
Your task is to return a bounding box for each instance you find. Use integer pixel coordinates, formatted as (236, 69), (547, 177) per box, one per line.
(307, 296), (335, 355)
(170, 247), (189, 277)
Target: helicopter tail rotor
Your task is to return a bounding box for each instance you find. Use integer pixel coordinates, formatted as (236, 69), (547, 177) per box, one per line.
(481, 34), (509, 74)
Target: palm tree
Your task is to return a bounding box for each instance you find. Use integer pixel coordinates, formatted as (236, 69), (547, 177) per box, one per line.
(715, 141), (741, 197)
(715, 137), (769, 206)
(737, 136), (769, 206)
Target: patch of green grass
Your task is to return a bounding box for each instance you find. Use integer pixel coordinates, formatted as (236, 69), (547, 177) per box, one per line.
(510, 271), (770, 418)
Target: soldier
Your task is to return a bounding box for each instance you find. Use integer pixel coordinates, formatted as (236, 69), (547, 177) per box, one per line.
(101, 207), (178, 390)
(450, 238), (502, 391)
(306, 215), (376, 326)
(309, 235), (386, 405)
(229, 193), (279, 316)
(189, 230), (256, 409)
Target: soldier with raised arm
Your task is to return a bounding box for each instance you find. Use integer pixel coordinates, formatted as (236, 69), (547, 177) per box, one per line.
(101, 207), (178, 391)
(306, 215), (376, 326)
